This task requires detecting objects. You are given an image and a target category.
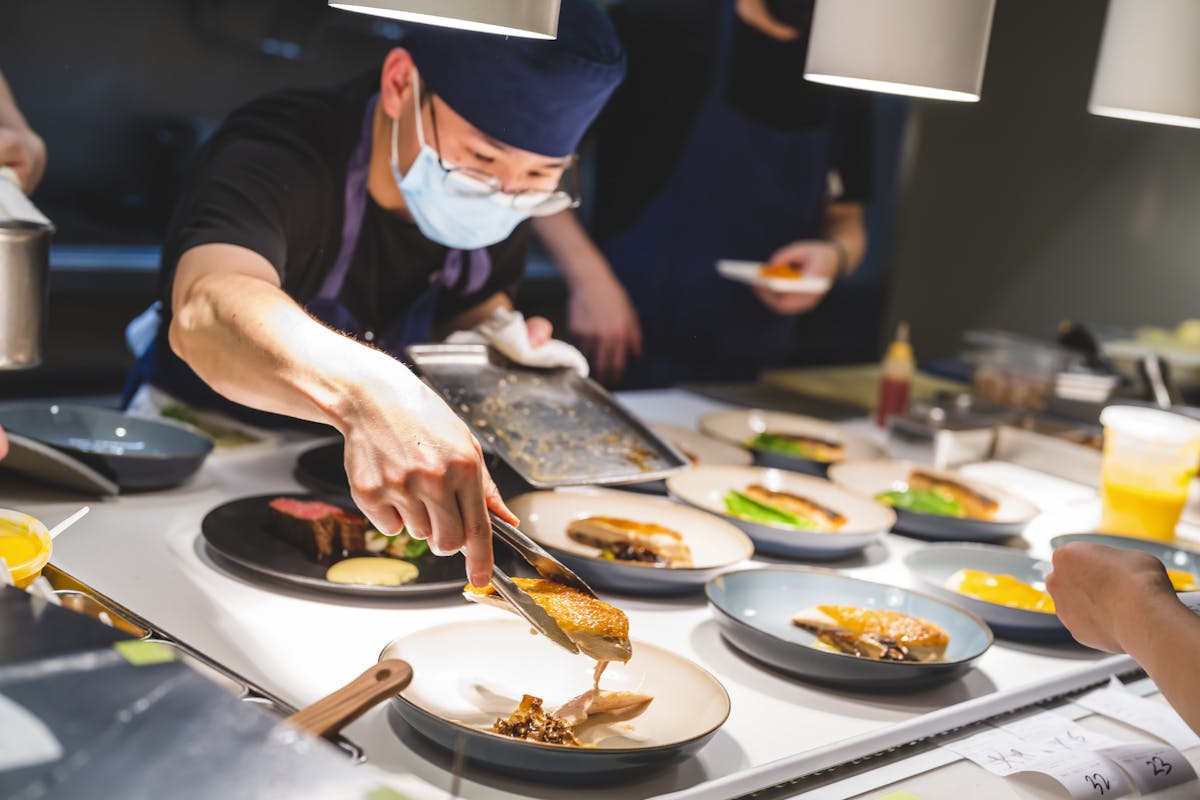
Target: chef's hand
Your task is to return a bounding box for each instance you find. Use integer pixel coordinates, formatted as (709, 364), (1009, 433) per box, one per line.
(1047, 542), (1176, 653)
(735, 0), (800, 40)
(0, 425), (7, 461)
(567, 271), (642, 386)
(0, 126), (45, 195)
(752, 239), (840, 316)
(526, 315), (553, 348)
(340, 371), (518, 588)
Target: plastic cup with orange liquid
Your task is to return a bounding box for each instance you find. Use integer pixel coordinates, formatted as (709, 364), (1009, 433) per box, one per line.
(0, 508), (51, 588)
(1098, 406), (1200, 541)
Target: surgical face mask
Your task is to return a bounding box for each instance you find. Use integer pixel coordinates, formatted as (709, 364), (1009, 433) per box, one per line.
(389, 77), (531, 250)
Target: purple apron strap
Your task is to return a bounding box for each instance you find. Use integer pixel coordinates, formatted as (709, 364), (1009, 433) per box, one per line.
(315, 93), (379, 302)
(440, 247), (493, 293)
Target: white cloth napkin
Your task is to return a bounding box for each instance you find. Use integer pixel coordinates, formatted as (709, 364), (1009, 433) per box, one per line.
(446, 307), (590, 377)
(0, 166), (51, 226)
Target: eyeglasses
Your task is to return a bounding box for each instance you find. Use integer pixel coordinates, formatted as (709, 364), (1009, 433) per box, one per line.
(417, 80), (581, 217)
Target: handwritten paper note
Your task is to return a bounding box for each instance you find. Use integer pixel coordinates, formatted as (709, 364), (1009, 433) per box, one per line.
(1076, 676), (1200, 751)
(1098, 742), (1198, 795)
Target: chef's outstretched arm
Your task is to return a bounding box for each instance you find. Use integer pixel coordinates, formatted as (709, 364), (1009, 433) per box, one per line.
(1048, 542), (1200, 735)
(170, 242), (517, 586)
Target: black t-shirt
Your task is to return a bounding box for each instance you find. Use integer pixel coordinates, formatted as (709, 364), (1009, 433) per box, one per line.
(591, 0), (873, 242)
(157, 71), (530, 342)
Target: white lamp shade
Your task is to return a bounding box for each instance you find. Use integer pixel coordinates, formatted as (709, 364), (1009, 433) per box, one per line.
(1089, 0), (1200, 129)
(804, 0), (995, 102)
(329, 0), (560, 40)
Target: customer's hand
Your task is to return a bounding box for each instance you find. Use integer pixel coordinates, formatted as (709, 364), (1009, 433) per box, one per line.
(340, 370), (518, 588)
(568, 270), (642, 387)
(752, 239), (839, 315)
(1047, 542), (1176, 653)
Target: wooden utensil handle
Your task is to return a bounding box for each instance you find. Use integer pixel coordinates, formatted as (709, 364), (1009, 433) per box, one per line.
(286, 658), (414, 740)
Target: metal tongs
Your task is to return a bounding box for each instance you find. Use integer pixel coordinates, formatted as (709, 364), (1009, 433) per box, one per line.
(489, 512), (598, 655)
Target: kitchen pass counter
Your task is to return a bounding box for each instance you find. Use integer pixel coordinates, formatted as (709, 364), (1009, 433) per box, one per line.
(1, 389), (1194, 800)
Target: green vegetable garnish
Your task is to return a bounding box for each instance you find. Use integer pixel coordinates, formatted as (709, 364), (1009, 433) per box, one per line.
(746, 432), (820, 460)
(403, 536), (430, 560)
(876, 489), (965, 518)
(723, 489), (819, 530)
(161, 403), (259, 447)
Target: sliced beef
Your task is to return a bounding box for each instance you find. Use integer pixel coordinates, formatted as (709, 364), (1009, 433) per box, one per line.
(268, 498), (371, 562)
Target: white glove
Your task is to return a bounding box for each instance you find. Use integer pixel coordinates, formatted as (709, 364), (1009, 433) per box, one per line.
(446, 307), (590, 377)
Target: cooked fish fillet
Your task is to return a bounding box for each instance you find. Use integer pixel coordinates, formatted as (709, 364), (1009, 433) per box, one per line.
(793, 605), (949, 663)
(464, 578), (632, 662)
(555, 689), (654, 727)
(909, 470), (999, 520)
(744, 484), (847, 530)
(566, 516), (694, 567)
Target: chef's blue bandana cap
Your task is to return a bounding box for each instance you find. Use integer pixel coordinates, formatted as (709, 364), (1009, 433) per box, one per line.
(402, 0), (626, 159)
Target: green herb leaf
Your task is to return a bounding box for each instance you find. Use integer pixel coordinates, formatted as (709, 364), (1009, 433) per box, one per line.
(403, 535), (429, 560)
(747, 432), (817, 460)
(875, 489), (965, 518)
(723, 489), (818, 530)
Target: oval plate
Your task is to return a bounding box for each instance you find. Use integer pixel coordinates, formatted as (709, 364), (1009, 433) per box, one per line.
(201, 493), (467, 597)
(508, 488), (754, 596)
(716, 260), (833, 294)
(666, 465), (893, 558)
(380, 619), (730, 782)
(828, 459), (1037, 542)
(0, 403), (213, 491)
(903, 543), (1068, 641)
(622, 424), (754, 494)
(1050, 533), (1200, 590)
(699, 409), (884, 476)
(706, 567), (993, 691)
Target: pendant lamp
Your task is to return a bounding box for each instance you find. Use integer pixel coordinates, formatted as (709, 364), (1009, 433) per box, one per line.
(804, 0), (995, 102)
(1089, 0), (1200, 130)
(329, 0), (560, 39)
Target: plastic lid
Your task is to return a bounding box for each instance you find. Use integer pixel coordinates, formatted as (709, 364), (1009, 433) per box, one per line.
(0, 509), (51, 579)
(1099, 405), (1200, 444)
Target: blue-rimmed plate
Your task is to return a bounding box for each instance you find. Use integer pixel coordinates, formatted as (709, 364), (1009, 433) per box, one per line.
(1050, 533), (1200, 591)
(903, 543), (1068, 641)
(666, 465), (893, 559)
(700, 409), (884, 476)
(828, 459), (1037, 543)
(706, 567), (993, 690)
(379, 619), (730, 782)
(508, 488), (754, 596)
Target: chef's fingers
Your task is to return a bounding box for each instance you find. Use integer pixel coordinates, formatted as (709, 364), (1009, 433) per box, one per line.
(600, 336), (627, 387)
(351, 494), (406, 538)
(627, 317), (644, 359)
(393, 496), (433, 542)
(424, 494), (467, 557)
(482, 466), (519, 526)
(526, 316), (554, 348)
(457, 481), (494, 588)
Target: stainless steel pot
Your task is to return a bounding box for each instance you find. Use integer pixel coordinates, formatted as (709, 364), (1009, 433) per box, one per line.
(0, 219), (53, 369)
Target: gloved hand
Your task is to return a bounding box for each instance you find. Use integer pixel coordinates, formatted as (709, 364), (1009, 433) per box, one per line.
(446, 307), (590, 377)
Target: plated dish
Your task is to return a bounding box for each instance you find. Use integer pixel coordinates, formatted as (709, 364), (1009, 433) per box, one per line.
(201, 493), (467, 597)
(706, 568), (992, 690)
(699, 409), (884, 475)
(508, 488), (753, 595)
(1050, 533), (1200, 592)
(903, 544), (1069, 641)
(828, 460), (1037, 542)
(667, 465), (893, 558)
(0, 403), (213, 491)
(716, 259), (833, 294)
(380, 619), (730, 781)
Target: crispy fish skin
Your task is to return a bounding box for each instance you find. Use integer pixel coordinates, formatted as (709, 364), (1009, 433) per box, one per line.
(744, 484), (847, 530)
(792, 605), (949, 663)
(908, 470), (999, 520)
(566, 516), (694, 567)
(464, 578), (633, 662)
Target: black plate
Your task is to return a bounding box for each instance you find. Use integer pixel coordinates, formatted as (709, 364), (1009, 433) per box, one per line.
(201, 493), (467, 597)
(0, 403), (213, 491)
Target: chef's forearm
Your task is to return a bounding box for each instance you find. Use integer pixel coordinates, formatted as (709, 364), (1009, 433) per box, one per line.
(169, 249), (414, 430)
(532, 210), (619, 291)
(1119, 593), (1200, 734)
(823, 202), (866, 276)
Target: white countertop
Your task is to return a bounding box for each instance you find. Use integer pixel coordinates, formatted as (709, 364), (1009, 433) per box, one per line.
(1, 389), (1191, 800)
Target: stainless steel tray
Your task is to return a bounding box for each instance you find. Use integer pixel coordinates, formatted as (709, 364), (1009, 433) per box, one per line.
(406, 344), (688, 488)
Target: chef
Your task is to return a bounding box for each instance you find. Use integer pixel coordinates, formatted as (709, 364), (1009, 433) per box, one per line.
(123, 0), (625, 586)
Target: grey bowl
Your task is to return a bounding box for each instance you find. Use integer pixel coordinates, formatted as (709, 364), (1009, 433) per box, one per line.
(0, 403), (213, 491)
(903, 544), (1068, 641)
(706, 567), (993, 691)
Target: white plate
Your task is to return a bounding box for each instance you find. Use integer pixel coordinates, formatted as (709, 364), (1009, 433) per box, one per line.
(716, 260), (833, 294)
(379, 619), (730, 780)
(666, 465), (894, 558)
(903, 543), (1068, 641)
(828, 459), (1038, 542)
(700, 409), (885, 475)
(623, 424), (754, 494)
(508, 488), (753, 594)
